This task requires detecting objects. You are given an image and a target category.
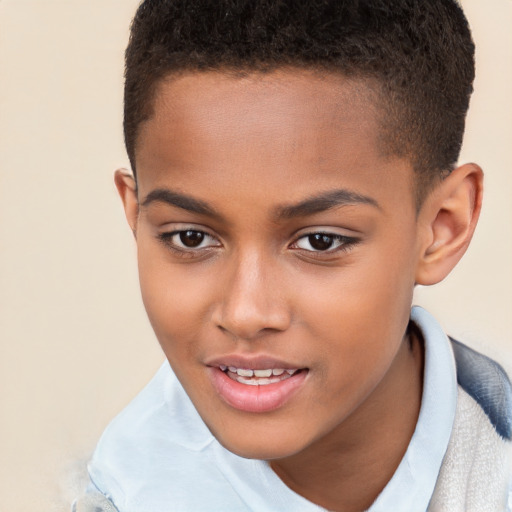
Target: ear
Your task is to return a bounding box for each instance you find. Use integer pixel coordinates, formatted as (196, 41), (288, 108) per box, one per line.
(415, 163), (483, 286)
(114, 169), (138, 237)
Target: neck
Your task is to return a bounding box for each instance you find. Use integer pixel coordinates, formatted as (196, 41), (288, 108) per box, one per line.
(271, 329), (424, 512)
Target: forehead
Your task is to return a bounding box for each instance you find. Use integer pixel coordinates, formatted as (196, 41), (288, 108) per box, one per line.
(135, 69), (415, 211)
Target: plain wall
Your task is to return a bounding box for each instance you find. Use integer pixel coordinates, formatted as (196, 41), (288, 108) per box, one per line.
(0, 1), (510, 510)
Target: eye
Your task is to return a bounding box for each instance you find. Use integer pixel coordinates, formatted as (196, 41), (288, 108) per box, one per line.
(292, 232), (358, 253)
(159, 229), (221, 251)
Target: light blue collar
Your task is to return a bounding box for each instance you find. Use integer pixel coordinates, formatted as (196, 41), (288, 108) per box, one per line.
(200, 306), (458, 512)
(88, 306), (458, 512)
(367, 306), (458, 511)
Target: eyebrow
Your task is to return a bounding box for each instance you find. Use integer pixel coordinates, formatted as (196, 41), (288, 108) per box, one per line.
(141, 188), (222, 219)
(274, 189), (380, 219)
(140, 187), (380, 221)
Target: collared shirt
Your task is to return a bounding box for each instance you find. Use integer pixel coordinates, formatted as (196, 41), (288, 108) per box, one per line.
(87, 306), (457, 512)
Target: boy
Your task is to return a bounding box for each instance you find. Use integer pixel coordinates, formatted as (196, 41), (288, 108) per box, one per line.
(74, 0), (512, 510)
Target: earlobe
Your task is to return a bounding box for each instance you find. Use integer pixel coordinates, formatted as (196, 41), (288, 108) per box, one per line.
(415, 163), (483, 286)
(114, 168), (139, 237)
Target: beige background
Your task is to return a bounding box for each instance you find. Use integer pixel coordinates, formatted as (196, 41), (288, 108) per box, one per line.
(0, 1), (510, 510)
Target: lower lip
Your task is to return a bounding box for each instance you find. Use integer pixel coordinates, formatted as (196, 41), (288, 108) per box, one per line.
(208, 367), (308, 413)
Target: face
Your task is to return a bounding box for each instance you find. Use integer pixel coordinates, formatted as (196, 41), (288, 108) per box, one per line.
(125, 70), (425, 460)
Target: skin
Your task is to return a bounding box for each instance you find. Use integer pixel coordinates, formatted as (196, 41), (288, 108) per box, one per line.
(115, 69), (483, 511)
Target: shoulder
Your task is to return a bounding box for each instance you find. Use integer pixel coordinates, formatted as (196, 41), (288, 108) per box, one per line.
(450, 337), (512, 440)
(83, 362), (249, 511)
(73, 490), (119, 512)
(428, 338), (512, 510)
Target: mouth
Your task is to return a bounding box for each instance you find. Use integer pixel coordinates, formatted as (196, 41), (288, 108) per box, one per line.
(220, 365), (303, 386)
(207, 361), (308, 413)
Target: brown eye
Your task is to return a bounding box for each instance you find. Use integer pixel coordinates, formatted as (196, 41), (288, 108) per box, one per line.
(308, 234), (334, 251)
(292, 232), (359, 254)
(179, 230), (205, 247)
(158, 228), (221, 254)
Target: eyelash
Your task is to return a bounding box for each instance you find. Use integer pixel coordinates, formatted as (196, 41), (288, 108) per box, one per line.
(157, 229), (359, 258)
(158, 229), (221, 256)
(289, 232), (360, 256)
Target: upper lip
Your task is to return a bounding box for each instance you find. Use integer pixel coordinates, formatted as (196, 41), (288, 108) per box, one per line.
(205, 354), (305, 370)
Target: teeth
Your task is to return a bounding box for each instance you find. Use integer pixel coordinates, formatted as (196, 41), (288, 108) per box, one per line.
(222, 366), (300, 379)
(235, 376), (283, 386)
(236, 369), (254, 377)
(253, 369), (272, 377)
(236, 377), (259, 385)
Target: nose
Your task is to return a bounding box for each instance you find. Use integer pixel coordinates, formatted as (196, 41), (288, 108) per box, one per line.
(212, 250), (291, 340)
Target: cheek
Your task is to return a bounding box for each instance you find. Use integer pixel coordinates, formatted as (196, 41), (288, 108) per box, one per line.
(300, 252), (414, 332)
(297, 240), (416, 379)
(136, 239), (216, 355)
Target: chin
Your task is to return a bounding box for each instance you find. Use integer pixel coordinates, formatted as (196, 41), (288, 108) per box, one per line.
(212, 427), (308, 461)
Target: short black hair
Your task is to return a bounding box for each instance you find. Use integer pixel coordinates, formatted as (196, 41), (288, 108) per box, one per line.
(124, 0), (475, 202)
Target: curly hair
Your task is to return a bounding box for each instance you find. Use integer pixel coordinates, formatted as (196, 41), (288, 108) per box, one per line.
(124, 0), (475, 200)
